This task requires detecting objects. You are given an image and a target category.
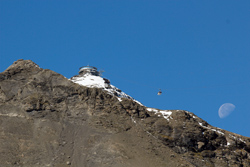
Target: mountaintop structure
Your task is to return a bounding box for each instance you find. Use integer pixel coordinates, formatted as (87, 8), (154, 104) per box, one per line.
(78, 66), (100, 76)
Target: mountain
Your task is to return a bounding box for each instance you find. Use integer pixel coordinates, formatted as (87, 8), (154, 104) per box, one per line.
(0, 59), (250, 167)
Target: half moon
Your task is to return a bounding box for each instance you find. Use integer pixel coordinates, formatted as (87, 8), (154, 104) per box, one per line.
(218, 103), (235, 118)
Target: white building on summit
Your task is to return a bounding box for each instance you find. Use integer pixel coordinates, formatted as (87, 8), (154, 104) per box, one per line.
(70, 65), (143, 104)
(79, 66), (101, 76)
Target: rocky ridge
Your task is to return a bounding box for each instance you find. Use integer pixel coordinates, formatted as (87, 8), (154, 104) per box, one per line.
(0, 59), (250, 167)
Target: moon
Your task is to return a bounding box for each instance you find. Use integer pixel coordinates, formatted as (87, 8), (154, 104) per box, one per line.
(218, 103), (235, 118)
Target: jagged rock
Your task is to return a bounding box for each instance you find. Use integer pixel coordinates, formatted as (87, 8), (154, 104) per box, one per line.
(0, 59), (250, 167)
(197, 141), (205, 150)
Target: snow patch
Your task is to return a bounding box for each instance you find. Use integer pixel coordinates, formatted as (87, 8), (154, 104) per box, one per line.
(199, 122), (204, 127)
(147, 108), (173, 121)
(198, 122), (225, 135)
(211, 128), (224, 135)
(35, 65), (41, 69)
(229, 134), (246, 144)
(70, 74), (143, 105)
(71, 74), (106, 88)
(147, 108), (158, 112)
(131, 116), (136, 124)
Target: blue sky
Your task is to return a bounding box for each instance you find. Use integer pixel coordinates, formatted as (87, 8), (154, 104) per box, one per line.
(1, 1), (250, 137)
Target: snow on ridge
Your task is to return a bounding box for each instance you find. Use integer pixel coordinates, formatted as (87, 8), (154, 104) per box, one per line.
(71, 74), (106, 88)
(198, 121), (246, 145)
(146, 108), (158, 112)
(195, 116), (247, 146)
(147, 108), (173, 121)
(228, 134), (246, 144)
(70, 74), (143, 105)
(198, 122), (225, 136)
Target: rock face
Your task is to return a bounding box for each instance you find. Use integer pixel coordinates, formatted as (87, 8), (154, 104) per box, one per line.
(0, 59), (250, 167)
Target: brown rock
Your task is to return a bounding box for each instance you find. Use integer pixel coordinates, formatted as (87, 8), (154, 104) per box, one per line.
(0, 60), (249, 167)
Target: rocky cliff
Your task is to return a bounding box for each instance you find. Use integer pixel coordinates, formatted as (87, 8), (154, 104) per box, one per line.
(0, 59), (250, 167)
